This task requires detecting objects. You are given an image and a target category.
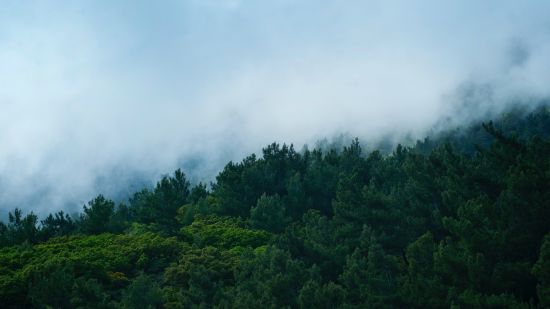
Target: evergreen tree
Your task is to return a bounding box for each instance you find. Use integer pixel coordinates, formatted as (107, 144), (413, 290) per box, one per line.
(80, 195), (115, 235)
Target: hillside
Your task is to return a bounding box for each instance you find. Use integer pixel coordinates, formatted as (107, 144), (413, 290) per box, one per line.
(0, 106), (549, 308)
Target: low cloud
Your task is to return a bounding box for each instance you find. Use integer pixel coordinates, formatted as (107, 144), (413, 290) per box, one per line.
(1, 1), (550, 216)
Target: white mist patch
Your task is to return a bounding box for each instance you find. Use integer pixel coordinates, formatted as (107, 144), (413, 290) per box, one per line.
(1, 0), (550, 216)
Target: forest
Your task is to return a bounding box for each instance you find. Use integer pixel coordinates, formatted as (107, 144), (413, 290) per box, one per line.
(0, 105), (549, 308)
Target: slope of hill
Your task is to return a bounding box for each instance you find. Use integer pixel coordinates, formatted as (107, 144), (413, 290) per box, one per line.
(0, 106), (549, 308)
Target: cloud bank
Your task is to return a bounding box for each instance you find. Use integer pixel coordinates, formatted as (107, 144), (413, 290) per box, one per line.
(1, 0), (550, 215)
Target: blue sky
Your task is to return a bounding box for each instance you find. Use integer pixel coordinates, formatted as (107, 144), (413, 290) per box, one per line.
(1, 1), (550, 214)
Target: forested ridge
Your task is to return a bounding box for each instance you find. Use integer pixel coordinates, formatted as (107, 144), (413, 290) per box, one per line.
(1, 106), (549, 308)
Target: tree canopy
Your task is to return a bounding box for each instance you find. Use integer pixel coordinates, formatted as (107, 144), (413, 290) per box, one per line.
(0, 106), (549, 308)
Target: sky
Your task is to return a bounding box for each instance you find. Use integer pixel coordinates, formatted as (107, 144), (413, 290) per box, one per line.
(1, 0), (550, 216)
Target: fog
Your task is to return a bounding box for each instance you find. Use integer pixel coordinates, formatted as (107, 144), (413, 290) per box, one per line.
(1, 0), (550, 216)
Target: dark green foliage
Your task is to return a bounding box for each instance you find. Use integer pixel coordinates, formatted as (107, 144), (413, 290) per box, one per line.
(39, 210), (76, 240)
(27, 264), (112, 309)
(250, 194), (288, 233)
(401, 232), (446, 307)
(81, 195), (116, 235)
(533, 233), (550, 307)
(298, 280), (345, 309)
(130, 169), (190, 233)
(188, 182), (208, 204)
(212, 143), (304, 218)
(5, 208), (39, 245)
(164, 246), (238, 307)
(0, 106), (549, 308)
(120, 273), (163, 309)
(70, 277), (112, 309)
(28, 263), (75, 309)
(232, 246), (309, 308)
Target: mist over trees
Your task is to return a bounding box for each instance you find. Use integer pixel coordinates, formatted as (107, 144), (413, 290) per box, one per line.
(4, 1), (550, 217)
(0, 106), (549, 308)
